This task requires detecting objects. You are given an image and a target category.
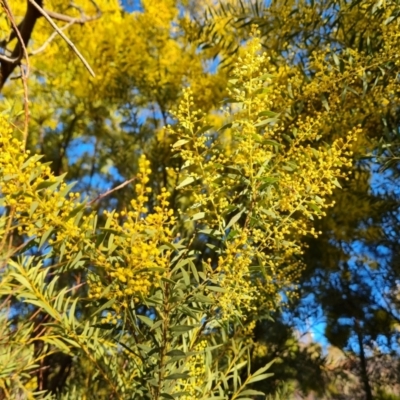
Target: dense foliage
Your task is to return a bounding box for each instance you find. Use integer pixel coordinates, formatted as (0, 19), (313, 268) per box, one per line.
(1, 0), (400, 399)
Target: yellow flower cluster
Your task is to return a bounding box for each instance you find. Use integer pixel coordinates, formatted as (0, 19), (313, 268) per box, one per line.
(174, 340), (207, 399)
(88, 155), (175, 308)
(0, 120), (174, 314)
(211, 233), (256, 321)
(0, 118), (95, 263)
(169, 29), (355, 320)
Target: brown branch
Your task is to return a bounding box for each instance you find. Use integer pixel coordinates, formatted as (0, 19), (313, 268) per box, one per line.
(0, 0), (37, 89)
(87, 177), (137, 207)
(0, 53), (19, 63)
(0, 0), (100, 90)
(28, 0), (95, 77)
(29, 20), (75, 56)
(1, 0), (31, 142)
(45, 0), (101, 24)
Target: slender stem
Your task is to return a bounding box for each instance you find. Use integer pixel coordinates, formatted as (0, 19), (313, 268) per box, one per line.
(355, 320), (373, 400)
(153, 281), (171, 400)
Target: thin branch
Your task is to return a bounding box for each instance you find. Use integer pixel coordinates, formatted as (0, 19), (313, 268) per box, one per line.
(87, 177), (137, 207)
(19, 64), (30, 146)
(29, 20), (75, 56)
(45, 1), (101, 25)
(1, 0), (30, 143)
(0, 53), (19, 63)
(0, 0), (36, 87)
(28, 0), (95, 77)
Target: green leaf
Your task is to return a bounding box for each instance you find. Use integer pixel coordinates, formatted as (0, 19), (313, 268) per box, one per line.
(332, 178), (342, 188)
(137, 315), (154, 328)
(11, 272), (32, 291)
(29, 201), (39, 218)
(307, 202), (321, 214)
(21, 154), (43, 169)
(282, 134), (293, 144)
(247, 373), (273, 383)
(170, 325), (195, 332)
(207, 286), (227, 293)
(193, 294), (213, 303)
(260, 208), (277, 219)
(165, 373), (189, 380)
(118, 341), (141, 357)
(181, 268), (190, 285)
(90, 298), (115, 318)
(59, 181), (77, 198)
(219, 122), (232, 131)
(160, 394), (175, 399)
(188, 212), (205, 222)
(25, 299), (59, 321)
(332, 52), (340, 67)
(36, 180), (59, 190)
(259, 73), (274, 81)
(167, 349), (186, 357)
(249, 359), (275, 384)
(150, 320), (163, 332)
(254, 117), (277, 127)
(172, 139), (190, 148)
(176, 176), (196, 189)
(263, 139), (281, 147)
(258, 110), (278, 118)
(68, 298), (79, 328)
(189, 260), (199, 283)
(39, 227), (54, 250)
(161, 277), (176, 285)
(225, 208), (245, 230)
(239, 389), (265, 396)
(197, 125), (214, 135)
(68, 202), (86, 219)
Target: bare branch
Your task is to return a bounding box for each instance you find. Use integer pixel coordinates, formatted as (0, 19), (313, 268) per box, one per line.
(0, 0), (36, 89)
(0, 53), (19, 63)
(87, 177), (137, 206)
(28, 0), (95, 77)
(29, 20), (75, 56)
(45, 1), (101, 24)
(1, 0), (30, 143)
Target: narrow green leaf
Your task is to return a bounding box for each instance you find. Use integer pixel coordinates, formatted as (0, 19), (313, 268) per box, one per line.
(137, 315), (154, 328)
(68, 298), (78, 328)
(172, 139), (190, 148)
(176, 176), (196, 189)
(225, 208), (245, 230)
(258, 110), (278, 118)
(196, 125), (213, 135)
(39, 228), (53, 250)
(68, 203), (86, 219)
(167, 349), (186, 357)
(160, 394), (175, 399)
(207, 286), (227, 293)
(247, 373), (273, 383)
(36, 180), (59, 190)
(189, 260), (199, 283)
(170, 325), (194, 332)
(239, 389), (265, 396)
(332, 178), (342, 188)
(255, 117), (277, 127)
(188, 212), (205, 222)
(165, 373), (189, 380)
(193, 294), (213, 303)
(219, 122), (232, 131)
(259, 73), (274, 81)
(29, 201), (39, 218)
